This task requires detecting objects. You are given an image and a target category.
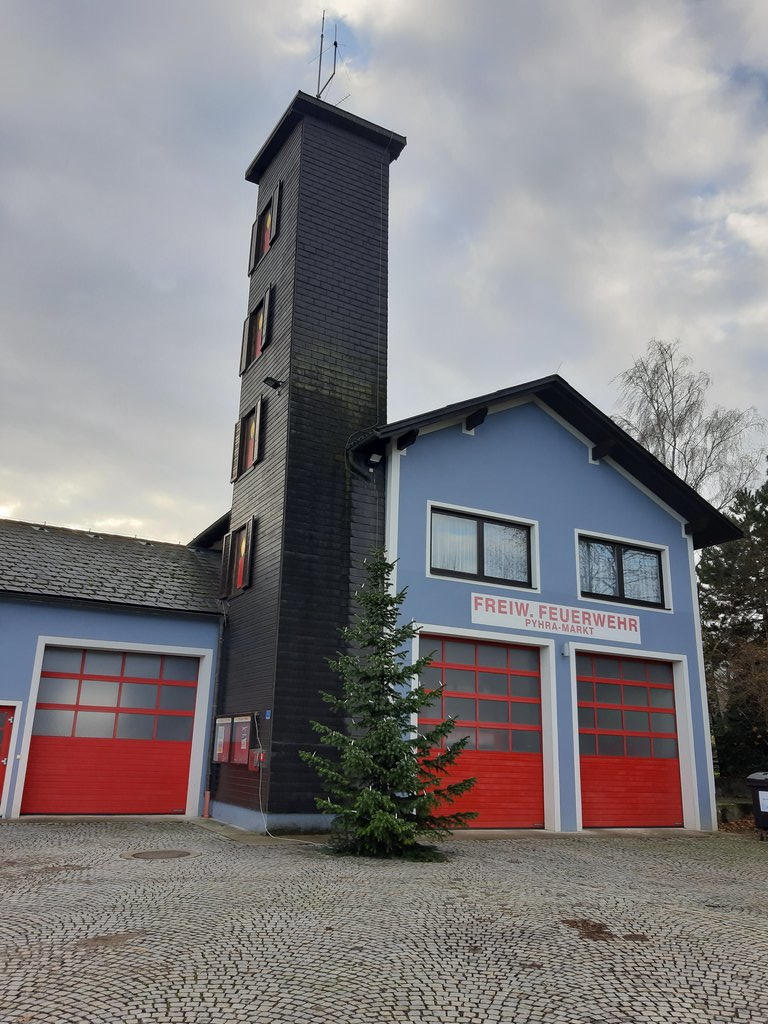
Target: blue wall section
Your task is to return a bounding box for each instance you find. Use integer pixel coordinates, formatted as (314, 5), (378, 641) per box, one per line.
(0, 597), (220, 816)
(391, 400), (712, 830)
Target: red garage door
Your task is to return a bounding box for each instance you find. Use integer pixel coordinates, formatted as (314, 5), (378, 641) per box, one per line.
(577, 652), (683, 827)
(418, 635), (544, 828)
(22, 646), (200, 815)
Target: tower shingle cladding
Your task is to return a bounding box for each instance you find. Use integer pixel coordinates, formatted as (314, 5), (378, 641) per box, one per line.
(213, 97), (404, 818)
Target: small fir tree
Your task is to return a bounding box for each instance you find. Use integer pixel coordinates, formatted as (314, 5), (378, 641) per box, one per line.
(300, 550), (476, 858)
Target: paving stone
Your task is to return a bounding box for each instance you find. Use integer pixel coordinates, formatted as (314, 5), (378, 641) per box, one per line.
(0, 821), (766, 1022)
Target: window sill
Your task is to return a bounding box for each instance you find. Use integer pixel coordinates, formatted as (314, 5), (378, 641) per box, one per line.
(239, 354), (265, 378)
(578, 592), (672, 614)
(426, 570), (540, 594)
(233, 462), (259, 484)
(249, 247), (272, 275)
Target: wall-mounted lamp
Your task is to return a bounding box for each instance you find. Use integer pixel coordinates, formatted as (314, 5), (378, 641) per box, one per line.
(368, 453), (383, 465)
(263, 376), (284, 394)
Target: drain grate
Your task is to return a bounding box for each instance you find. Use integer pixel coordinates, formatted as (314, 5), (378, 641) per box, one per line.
(128, 850), (192, 860)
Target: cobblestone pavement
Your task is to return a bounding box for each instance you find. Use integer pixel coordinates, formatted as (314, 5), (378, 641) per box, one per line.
(1, 819), (766, 1024)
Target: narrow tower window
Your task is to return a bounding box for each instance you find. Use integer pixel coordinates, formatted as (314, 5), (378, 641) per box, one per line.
(247, 180), (282, 274)
(239, 288), (273, 374)
(221, 519), (255, 597)
(231, 398), (263, 481)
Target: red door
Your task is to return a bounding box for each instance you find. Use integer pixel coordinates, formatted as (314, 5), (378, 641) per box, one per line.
(0, 706), (16, 807)
(418, 636), (544, 828)
(577, 652), (683, 827)
(22, 646), (200, 815)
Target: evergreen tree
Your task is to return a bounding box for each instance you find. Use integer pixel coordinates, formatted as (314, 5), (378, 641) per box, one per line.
(300, 550), (476, 858)
(698, 473), (768, 775)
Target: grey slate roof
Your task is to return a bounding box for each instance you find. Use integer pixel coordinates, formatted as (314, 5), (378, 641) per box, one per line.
(0, 519), (222, 615)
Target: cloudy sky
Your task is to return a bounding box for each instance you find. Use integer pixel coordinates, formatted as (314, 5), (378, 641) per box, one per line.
(2, 0), (767, 543)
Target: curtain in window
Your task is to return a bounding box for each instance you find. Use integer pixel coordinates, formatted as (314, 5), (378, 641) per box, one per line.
(622, 549), (661, 603)
(484, 522), (528, 581)
(431, 513), (476, 573)
(579, 539), (618, 596)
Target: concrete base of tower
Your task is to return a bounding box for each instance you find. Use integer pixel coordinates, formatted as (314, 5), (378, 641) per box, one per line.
(209, 801), (333, 835)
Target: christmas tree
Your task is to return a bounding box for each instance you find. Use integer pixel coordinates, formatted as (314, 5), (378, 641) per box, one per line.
(301, 550), (476, 858)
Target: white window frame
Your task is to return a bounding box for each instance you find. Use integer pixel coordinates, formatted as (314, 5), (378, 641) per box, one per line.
(426, 501), (541, 594)
(574, 529), (672, 614)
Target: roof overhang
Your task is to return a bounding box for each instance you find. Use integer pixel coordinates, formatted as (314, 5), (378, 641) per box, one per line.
(189, 512), (230, 549)
(245, 91), (407, 184)
(348, 375), (742, 550)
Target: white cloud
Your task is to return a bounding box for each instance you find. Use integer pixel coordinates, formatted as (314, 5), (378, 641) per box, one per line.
(1, 0), (766, 541)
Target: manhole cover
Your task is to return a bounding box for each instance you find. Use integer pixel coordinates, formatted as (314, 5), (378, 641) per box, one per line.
(127, 850), (192, 860)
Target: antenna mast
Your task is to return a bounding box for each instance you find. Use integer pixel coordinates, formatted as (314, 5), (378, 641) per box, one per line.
(316, 10), (338, 100)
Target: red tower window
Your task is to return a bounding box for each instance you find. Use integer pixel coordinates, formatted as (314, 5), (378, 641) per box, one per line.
(221, 519), (255, 597)
(256, 204), (272, 258)
(247, 180), (282, 274)
(231, 399), (263, 481)
(239, 288), (273, 374)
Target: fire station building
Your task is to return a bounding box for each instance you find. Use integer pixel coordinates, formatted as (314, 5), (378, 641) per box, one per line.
(0, 93), (739, 831)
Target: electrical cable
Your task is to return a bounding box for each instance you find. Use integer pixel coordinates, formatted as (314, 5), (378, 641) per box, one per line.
(253, 714), (324, 848)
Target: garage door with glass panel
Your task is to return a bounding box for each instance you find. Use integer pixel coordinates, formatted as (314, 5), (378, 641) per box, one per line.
(22, 646), (200, 815)
(577, 652), (682, 827)
(418, 635), (544, 828)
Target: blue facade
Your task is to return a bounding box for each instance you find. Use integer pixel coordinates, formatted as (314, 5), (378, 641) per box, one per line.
(0, 597), (220, 818)
(388, 398), (714, 831)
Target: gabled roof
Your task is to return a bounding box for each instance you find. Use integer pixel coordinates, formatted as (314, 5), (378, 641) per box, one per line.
(245, 91), (407, 184)
(0, 519), (222, 615)
(349, 374), (742, 550)
(189, 512), (230, 550)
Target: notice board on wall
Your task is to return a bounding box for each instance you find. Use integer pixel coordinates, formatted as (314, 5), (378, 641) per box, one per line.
(231, 715), (252, 765)
(213, 717), (232, 763)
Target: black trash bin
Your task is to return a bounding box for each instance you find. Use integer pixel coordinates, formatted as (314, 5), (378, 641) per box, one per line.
(746, 772), (768, 836)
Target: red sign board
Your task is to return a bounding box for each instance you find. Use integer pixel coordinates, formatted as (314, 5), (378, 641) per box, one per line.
(231, 715), (251, 765)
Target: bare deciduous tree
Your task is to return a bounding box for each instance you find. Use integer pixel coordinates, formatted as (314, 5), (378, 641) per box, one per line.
(614, 339), (766, 511)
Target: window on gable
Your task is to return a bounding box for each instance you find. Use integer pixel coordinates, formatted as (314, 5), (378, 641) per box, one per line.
(240, 287), (273, 374)
(430, 508), (532, 587)
(578, 536), (664, 607)
(231, 397), (263, 482)
(248, 180), (282, 274)
(221, 519), (255, 597)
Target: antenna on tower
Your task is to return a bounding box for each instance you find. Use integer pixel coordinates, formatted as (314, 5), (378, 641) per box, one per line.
(316, 10), (338, 100)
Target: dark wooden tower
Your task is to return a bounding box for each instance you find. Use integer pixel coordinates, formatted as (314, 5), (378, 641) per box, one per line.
(211, 93), (406, 826)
